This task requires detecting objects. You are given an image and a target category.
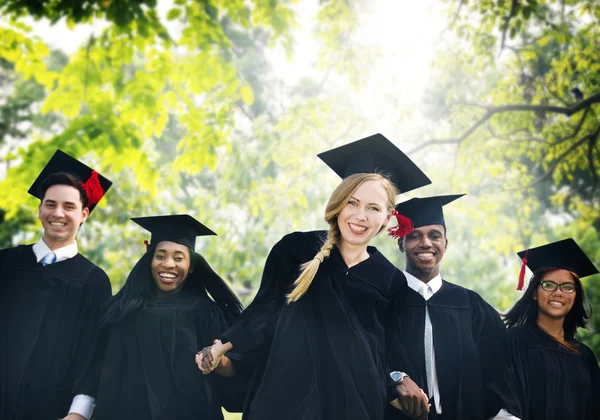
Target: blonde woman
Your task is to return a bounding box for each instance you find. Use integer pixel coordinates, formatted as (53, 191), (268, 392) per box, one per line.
(197, 134), (431, 420)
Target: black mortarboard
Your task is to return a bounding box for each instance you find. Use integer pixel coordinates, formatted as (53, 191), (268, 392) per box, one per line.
(516, 238), (598, 290)
(131, 214), (217, 249)
(317, 133), (431, 193)
(394, 194), (465, 229)
(28, 149), (112, 214)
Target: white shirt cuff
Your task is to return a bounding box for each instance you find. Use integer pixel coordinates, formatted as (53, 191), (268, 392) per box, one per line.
(68, 394), (96, 420)
(490, 408), (520, 420)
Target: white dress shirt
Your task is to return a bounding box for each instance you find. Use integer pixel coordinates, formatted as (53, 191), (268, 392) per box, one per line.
(403, 271), (519, 420)
(404, 271), (443, 414)
(32, 238), (96, 420)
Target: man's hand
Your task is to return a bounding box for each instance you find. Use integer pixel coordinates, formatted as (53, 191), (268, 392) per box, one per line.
(61, 414), (86, 420)
(196, 339), (226, 374)
(396, 377), (430, 420)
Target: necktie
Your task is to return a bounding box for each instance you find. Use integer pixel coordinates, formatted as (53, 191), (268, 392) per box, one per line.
(41, 251), (57, 266)
(419, 284), (434, 398)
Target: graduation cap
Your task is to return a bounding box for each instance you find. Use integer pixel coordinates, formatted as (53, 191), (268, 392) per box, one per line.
(317, 133), (431, 194)
(388, 194), (466, 239)
(131, 214), (217, 250)
(28, 149), (112, 214)
(516, 238), (599, 290)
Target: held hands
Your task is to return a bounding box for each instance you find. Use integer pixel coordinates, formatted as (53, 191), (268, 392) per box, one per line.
(195, 339), (225, 374)
(393, 377), (430, 420)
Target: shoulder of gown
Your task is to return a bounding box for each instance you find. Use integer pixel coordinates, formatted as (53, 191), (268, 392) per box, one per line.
(0, 244), (33, 267)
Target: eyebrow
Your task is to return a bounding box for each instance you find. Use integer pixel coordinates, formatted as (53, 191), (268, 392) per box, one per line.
(155, 249), (186, 256)
(350, 196), (382, 206)
(43, 199), (78, 206)
(543, 280), (575, 284)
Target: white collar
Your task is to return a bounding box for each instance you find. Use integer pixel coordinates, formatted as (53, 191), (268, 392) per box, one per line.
(404, 270), (443, 299)
(32, 238), (78, 263)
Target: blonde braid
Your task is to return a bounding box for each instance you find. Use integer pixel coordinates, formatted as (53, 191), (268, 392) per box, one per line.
(286, 228), (339, 303)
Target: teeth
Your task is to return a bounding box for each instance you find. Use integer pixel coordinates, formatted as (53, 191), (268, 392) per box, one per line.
(349, 223), (367, 232)
(417, 252), (434, 257)
(50, 222), (66, 226)
(549, 301), (564, 307)
(160, 273), (177, 279)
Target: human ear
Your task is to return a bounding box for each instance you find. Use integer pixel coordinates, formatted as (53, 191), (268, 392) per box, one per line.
(398, 239), (405, 253)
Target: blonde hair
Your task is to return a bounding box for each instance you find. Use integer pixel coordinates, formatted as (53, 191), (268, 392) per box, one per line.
(286, 173), (398, 303)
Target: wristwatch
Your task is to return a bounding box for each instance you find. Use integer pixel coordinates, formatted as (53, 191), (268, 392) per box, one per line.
(390, 371), (410, 384)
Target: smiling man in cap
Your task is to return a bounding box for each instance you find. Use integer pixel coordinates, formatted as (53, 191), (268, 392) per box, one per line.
(385, 194), (521, 420)
(0, 150), (112, 420)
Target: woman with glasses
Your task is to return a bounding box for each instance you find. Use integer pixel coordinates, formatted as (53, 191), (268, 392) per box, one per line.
(503, 238), (600, 420)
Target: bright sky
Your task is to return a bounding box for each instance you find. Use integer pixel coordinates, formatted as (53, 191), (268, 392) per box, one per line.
(25, 0), (445, 107)
(1, 0), (447, 180)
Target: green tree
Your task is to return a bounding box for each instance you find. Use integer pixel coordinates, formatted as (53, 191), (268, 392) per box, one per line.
(414, 0), (600, 354)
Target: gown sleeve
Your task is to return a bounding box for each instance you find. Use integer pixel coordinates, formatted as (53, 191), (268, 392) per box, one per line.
(220, 232), (315, 354)
(70, 266), (112, 398)
(471, 294), (522, 419)
(195, 301), (250, 413)
(585, 344), (600, 419)
(384, 270), (411, 402)
(506, 329), (531, 420)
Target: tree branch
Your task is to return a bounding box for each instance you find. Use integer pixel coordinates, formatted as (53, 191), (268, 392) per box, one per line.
(412, 93), (600, 155)
(550, 107), (589, 146)
(501, 135), (590, 192)
(587, 127), (599, 193)
(437, 0), (465, 41)
(499, 0), (521, 53)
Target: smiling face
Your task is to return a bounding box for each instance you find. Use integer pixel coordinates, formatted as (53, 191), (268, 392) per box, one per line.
(38, 184), (89, 249)
(399, 224), (448, 282)
(336, 179), (392, 250)
(534, 269), (577, 321)
(151, 241), (193, 296)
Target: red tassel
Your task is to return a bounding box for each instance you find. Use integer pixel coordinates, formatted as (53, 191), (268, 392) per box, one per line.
(517, 250), (529, 291)
(144, 240), (150, 252)
(80, 170), (105, 208)
(387, 209), (414, 239)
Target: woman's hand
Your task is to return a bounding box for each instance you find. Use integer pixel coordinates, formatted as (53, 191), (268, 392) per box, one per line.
(195, 340), (223, 374)
(196, 339), (235, 375)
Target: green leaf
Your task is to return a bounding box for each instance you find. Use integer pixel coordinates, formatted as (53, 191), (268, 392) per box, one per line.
(240, 84), (254, 105)
(166, 8), (182, 20)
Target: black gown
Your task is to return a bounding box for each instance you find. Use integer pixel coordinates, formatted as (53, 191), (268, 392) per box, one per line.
(508, 324), (600, 420)
(94, 287), (247, 420)
(221, 231), (409, 420)
(385, 281), (521, 420)
(0, 244), (111, 420)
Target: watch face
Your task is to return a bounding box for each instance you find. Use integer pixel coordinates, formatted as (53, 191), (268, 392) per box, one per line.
(390, 371), (402, 382)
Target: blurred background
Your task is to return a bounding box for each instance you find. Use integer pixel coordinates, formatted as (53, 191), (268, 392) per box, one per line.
(1, 3), (599, 413)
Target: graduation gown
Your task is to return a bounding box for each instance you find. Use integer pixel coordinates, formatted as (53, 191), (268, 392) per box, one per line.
(94, 288), (247, 420)
(221, 231), (408, 420)
(0, 244), (111, 420)
(508, 324), (600, 420)
(385, 281), (521, 420)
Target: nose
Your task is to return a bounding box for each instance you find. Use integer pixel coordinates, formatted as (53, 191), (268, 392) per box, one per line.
(53, 205), (65, 217)
(419, 235), (432, 248)
(355, 207), (367, 221)
(162, 258), (176, 268)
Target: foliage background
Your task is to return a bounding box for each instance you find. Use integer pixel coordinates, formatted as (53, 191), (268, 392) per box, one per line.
(1, 3), (599, 415)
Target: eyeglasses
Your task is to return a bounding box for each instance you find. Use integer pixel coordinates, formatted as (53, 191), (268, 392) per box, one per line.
(539, 280), (576, 294)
